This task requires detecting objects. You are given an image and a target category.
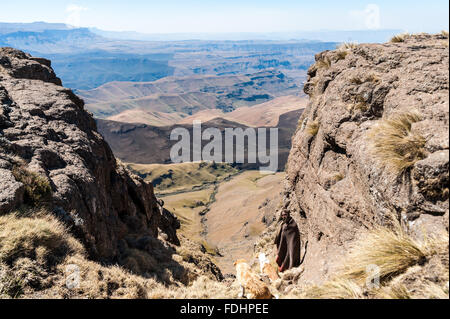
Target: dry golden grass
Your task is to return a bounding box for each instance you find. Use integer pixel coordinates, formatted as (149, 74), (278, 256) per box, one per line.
(333, 173), (345, 182)
(148, 275), (237, 299)
(0, 212), (84, 266)
(376, 280), (449, 299)
(0, 207), (231, 299)
(423, 282), (449, 299)
(338, 42), (358, 50)
(298, 217), (448, 299)
(390, 33), (410, 43)
(336, 50), (349, 61)
(367, 74), (380, 83)
(59, 255), (151, 299)
(346, 94), (370, 113)
(442, 30), (449, 38)
(367, 111), (426, 173)
(0, 211), (84, 298)
(300, 278), (364, 299)
(349, 77), (364, 85)
(316, 56), (332, 69)
(376, 283), (411, 299)
(350, 74), (380, 85)
(306, 120), (320, 136)
(12, 166), (52, 206)
(0, 264), (24, 298)
(342, 226), (427, 284)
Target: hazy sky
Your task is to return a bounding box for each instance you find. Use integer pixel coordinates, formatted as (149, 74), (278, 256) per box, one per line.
(1, 0), (448, 34)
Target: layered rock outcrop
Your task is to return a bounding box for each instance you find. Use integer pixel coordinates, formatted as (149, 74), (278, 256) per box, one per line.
(282, 33), (449, 285)
(0, 47), (179, 262)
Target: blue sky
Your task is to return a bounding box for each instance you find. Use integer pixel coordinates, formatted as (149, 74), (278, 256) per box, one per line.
(1, 0), (448, 34)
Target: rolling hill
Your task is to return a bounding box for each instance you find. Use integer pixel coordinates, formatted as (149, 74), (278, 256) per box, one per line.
(79, 70), (300, 119)
(96, 108), (303, 170)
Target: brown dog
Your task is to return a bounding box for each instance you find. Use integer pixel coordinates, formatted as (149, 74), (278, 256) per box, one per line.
(234, 259), (273, 299)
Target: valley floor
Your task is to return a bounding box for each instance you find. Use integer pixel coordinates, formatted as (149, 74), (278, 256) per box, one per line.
(159, 169), (284, 275)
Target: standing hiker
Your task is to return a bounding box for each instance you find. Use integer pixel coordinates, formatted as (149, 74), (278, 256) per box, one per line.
(274, 209), (301, 272)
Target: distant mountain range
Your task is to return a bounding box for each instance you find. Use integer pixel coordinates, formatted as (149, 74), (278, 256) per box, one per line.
(1, 22), (403, 42)
(89, 28), (404, 43)
(0, 22), (403, 91)
(0, 22), (71, 34)
(0, 22), (344, 90)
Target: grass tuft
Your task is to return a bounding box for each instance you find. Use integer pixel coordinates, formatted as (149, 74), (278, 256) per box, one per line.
(316, 56), (331, 69)
(350, 74), (380, 85)
(0, 213), (83, 266)
(0, 265), (24, 298)
(336, 50), (349, 61)
(12, 166), (52, 206)
(367, 111), (426, 173)
(306, 120), (320, 136)
(299, 220), (448, 299)
(376, 283), (411, 299)
(342, 225), (427, 284)
(390, 33), (410, 43)
(423, 282), (449, 299)
(301, 278), (364, 299)
(338, 42), (358, 50)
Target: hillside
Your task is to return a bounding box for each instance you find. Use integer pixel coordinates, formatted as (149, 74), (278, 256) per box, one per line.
(1, 33), (448, 300)
(0, 48), (227, 298)
(96, 109), (303, 170)
(78, 70), (300, 119)
(106, 95), (306, 127)
(126, 161), (238, 195)
(254, 33), (449, 298)
(176, 95), (307, 127)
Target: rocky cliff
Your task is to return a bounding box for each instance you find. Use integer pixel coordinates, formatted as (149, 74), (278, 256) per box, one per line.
(0, 47), (180, 262)
(277, 33), (449, 286)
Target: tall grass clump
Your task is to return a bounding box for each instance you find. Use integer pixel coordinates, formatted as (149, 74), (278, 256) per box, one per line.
(301, 278), (364, 299)
(367, 111), (426, 173)
(0, 212), (83, 266)
(306, 120), (320, 137)
(390, 33), (410, 43)
(342, 226), (427, 284)
(299, 218), (448, 299)
(316, 56), (331, 69)
(338, 42), (358, 50)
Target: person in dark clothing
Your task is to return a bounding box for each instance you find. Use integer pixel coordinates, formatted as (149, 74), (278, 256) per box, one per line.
(275, 210), (301, 272)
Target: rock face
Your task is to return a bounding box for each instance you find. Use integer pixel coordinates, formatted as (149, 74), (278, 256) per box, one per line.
(283, 34), (449, 285)
(0, 47), (179, 262)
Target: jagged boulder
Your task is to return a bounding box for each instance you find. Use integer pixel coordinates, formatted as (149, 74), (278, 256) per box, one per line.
(0, 47), (180, 262)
